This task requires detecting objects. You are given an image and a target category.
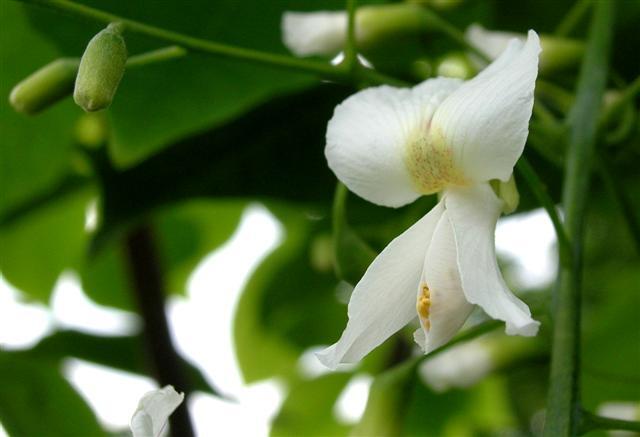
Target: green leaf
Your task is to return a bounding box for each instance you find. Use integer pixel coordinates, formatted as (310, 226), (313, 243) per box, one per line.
(0, 186), (92, 301)
(94, 85), (348, 245)
(82, 199), (243, 310)
(0, 351), (106, 437)
(0, 2), (80, 214)
(24, 0), (346, 166)
(271, 373), (353, 437)
(22, 330), (220, 396)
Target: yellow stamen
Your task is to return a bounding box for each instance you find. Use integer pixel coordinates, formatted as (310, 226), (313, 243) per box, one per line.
(417, 283), (431, 330)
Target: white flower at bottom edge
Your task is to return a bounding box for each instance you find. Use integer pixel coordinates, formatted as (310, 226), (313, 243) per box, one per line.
(130, 385), (184, 437)
(317, 30), (542, 369)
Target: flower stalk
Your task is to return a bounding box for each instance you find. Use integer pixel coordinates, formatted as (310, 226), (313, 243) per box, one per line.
(543, 1), (614, 435)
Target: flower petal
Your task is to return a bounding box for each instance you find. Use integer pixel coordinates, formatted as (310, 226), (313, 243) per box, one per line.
(130, 385), (184, 437)
(326, 78), (462, 207)
(281, 11), (347, 57)
(415, 209), (474, 353)
(317, 202), (445, 369)
(445, 183), (539, 336)
(432, 30), (541, 183)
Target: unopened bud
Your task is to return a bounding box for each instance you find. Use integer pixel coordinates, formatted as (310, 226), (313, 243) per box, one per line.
(491, 174), (520, 214)
(74, 22), (127, 112)
(9, 58), (79, 115)
(436, 53), (473, 79)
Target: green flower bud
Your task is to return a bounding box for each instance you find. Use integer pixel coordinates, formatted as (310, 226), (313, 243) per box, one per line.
(491, 174), (520, 214)
(74, 22), (127, 112)
(436, 53), (473, 79)
(9, 58), (79, 115)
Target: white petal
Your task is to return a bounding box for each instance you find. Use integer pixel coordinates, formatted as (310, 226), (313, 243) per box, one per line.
(432, 30), (541, 183)
(316, 202), (445, 369)
(415, 209), (474, 353)
(445, 183), (539, 336)
(281, 11), (347, 57)
(130, 385), (184, 437)
(325, 78), (462, 207)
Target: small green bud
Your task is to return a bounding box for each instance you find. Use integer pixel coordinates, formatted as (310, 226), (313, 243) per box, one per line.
(410, 58), (434, 80)
(9, 58), (79, 115)
(436, 53), (473, 79)
(74, 22), (127, 112)
(539, 36), (584, 74)
(491, 175), (520, 214)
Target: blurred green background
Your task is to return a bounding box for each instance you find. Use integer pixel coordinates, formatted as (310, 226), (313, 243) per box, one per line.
(0, 0), (638, 436)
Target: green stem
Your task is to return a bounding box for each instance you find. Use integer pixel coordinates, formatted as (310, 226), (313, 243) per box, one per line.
(579, 410), (640, 434)
(599, 75), (640, 129)
(343, 0), (358, 70)
(544, 1), (614, 436)
(596, 150), (640, 254)
(420, 7), (491, 63)
(516, 158), (571, 268)
(17, 0), (405, 86)
(555, 0), (592, 37)
(126, 45), (186, 68)
(417, 320), (501, 365)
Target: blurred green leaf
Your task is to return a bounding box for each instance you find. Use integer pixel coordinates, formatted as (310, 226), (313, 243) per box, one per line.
(271, 373), (352, 437)
(0, 186), (92, 301)
(21, 330), (220, 396)
(81, 199), (243, 310)
(0, 351), (106, 437)
(24, 0), (346, 166)
(92, 85), (347, 245)
(0, 2), (80, 214)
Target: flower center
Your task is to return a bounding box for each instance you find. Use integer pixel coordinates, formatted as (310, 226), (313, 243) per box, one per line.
(417, 283), (431, 330)
(404, 126), (468, 194)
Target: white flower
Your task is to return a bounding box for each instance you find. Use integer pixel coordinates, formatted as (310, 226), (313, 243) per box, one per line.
(130, 385), (184, 437)
(419, 340), (493, 392)
(282, 11), (348, 57)
(317, 31), (541, 369)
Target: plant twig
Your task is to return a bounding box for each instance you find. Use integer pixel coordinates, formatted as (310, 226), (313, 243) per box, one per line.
(124, 225), (195, 437)
(16, 0), (406, 86)
(516, 157), (571, 268)
(555, 0), (592, 37)
(579, 410), (640, 434)
(544, 1), (614, 435)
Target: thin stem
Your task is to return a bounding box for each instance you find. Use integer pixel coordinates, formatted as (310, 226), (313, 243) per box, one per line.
(126, 45), (187, 68)
(124, 225), (195, 437)
(579, 410), (640, 434)
(420, 7), (491, 63)
(343, 0), (358, 70)
(544, 1), (614, 435)
(555, 0), (592, 37)
(516, 158), (571, 268)
(596, 150), (640, 254)
(417, 320), (501, 364)
(599, 75), (640, 129)
(17, 0), (405, 86)
(0, 175), (90, 227)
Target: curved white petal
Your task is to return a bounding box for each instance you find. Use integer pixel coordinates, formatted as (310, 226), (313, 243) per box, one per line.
(281, 11), (347, 57)
(317, 202), (445, 369)
(445, 184), (539, 336)
(130, 385), (184, 437)
(432, 30), (541, 183)
(326, 78), (462, 207)
(414, 210), (474, 353)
